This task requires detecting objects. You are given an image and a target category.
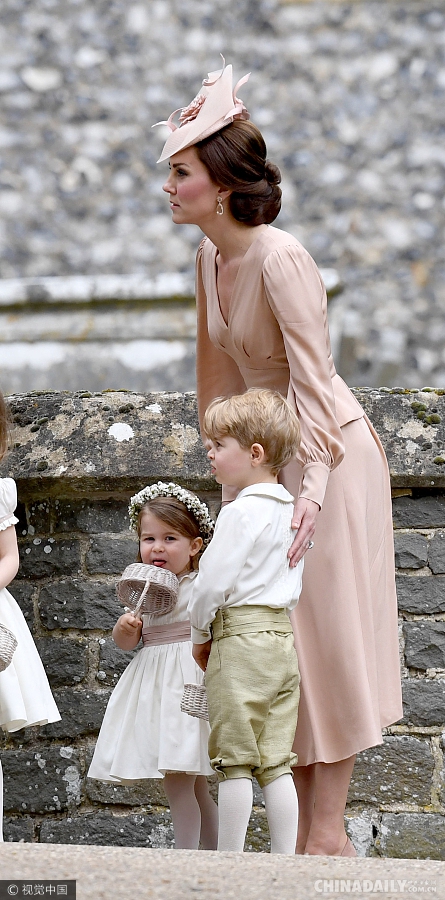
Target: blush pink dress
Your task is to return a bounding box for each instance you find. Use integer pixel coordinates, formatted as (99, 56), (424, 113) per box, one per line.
(195, 226), (402, 766)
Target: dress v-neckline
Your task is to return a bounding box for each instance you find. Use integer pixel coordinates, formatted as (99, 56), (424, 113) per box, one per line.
(212, 228), (267, 328)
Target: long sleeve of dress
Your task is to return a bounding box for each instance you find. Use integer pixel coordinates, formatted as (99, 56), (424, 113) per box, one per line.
(196, 241), (247, 426)
(263, 244), (345, 509)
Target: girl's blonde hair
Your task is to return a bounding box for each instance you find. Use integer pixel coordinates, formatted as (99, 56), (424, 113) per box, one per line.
(0, 391), (12, 462)
(203, 388), (301, 476)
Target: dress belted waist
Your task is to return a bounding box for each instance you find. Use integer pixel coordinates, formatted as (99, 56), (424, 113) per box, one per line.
(142, 620), (191, 647)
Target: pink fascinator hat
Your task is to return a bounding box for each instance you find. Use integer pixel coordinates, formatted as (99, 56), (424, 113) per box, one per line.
(153, 56), (250, 163)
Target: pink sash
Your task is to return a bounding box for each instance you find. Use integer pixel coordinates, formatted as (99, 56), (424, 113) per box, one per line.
(142, 620), (191, 647)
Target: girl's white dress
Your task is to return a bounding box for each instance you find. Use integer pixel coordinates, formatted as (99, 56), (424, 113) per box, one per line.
(0, 478), (60, 733)
(88, 571), (212, 781)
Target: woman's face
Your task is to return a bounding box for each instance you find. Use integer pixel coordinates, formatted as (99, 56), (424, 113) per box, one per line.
(162, 146), (223, 227)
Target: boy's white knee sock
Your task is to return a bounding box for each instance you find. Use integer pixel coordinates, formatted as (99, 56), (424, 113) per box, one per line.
(217, 777), (253, 852)
(262, 773), (299, 854)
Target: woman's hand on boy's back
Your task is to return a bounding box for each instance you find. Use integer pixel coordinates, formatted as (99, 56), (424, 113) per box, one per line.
(192, 639), (212, 672)
(113, 612), (142, 650)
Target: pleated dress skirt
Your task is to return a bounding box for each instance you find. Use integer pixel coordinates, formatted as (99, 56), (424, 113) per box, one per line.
(288, 415), (403, 766)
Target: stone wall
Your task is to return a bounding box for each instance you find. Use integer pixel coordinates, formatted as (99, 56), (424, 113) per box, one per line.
(0, 388), (445, 857)
(0, 1), (445, 389)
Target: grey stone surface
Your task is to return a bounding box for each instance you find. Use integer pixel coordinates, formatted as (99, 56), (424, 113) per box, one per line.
(378, 814), (445, 860)
(428, 532), (445, 574)
(2, 389), (445, 491)
(34, 637), (88, 688)
(54, 498), (130, 534)
(16, 538), (81, 580)
(8, 580), (36, 630)
(394, 533), (428, 569)
(38, 580), (121, 631)
(42, 690), (111, 740)
(348, 737), (433, 805)
(1, 844), (444, 900)
(98, 638), (137, 685)
(396, 574), (445, 614)
(85, 536), (137, 574)
(393, 495), (445, 529)
(403, 622), (445, 670)
(2, 747), (81, 814)
(3, 817), (35, 844)
(39, 811), (174, 848)
(402, 678), (445, 727)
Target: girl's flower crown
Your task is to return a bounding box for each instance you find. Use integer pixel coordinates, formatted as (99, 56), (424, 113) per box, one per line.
(128, 481), (214, 547)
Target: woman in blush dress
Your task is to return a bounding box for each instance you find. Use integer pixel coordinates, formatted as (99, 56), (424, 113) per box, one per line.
(153, 59), (402, 856)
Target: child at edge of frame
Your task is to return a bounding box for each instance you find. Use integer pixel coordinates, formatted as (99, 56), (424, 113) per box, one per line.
(188, 387), (304, 854)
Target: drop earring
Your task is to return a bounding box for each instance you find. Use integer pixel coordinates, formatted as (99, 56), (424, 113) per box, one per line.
(216, 195), (224, 216)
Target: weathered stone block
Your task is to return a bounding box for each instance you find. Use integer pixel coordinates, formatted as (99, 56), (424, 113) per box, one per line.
(428, 532), (445, 574)
(38, 580), (120, 630)
(54, 498), (129, 534)
(27, 499), (51, 534)
(7, 581), (36, 630)
(403, 622), (445, 670)
(348, 737), (433, 805)
(392, 495), (445, 529)
(396, 574), (445, 614)
(17, 539), (81, 579)
(41, 690), (111, 740)
(377, 813), (445, 860)
(40, 811), (174, 848)
(86, 537), (137, 574)
(98, 638), (136, 685)
(3, 816), (35, 843)
(34, 637), (88, 688)
(2, 747), (81, 813)
(85, 775), (167, 808)
(402, 678), (445, 726)
(394, 533), (428, 569)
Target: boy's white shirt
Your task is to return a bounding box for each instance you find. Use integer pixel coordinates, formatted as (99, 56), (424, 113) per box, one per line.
(189, 483), (304, 644)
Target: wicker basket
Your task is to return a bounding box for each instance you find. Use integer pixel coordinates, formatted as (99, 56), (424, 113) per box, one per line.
(181, 682), (209, 720)
(0, 623), (18, 672)
(116, 563), (179, 617)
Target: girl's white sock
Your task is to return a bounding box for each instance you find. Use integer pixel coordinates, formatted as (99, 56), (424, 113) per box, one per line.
(262, 773), (299, 854)
(217, 777), (253, 851)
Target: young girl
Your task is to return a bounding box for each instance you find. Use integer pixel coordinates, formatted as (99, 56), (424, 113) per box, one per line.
(0, 391), (60, 841)
(88, 481), (218, 850)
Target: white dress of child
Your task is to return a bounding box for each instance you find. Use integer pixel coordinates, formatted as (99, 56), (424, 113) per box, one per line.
(88, 570), (212, 782)
(0, 478), (60, 732)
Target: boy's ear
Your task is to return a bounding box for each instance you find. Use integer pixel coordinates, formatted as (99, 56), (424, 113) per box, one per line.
(250, 443), (266, 466)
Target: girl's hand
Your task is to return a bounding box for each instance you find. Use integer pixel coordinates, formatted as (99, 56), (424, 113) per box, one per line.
(193, 640), (212, 672)
(113, 612), (142, 650)
(288, 497), (319, 568)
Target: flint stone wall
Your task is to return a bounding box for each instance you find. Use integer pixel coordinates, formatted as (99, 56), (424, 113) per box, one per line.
(1, 387), (445, 857)
(0, 0), (445, 390)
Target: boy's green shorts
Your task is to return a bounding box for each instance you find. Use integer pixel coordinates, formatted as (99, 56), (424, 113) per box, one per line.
(206, 605), (300, 788)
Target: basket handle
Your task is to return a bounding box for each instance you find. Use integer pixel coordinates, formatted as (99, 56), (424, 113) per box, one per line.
(132, 578), (152, 618)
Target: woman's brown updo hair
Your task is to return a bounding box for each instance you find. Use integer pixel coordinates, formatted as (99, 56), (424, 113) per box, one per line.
(195, 120), (281, 226)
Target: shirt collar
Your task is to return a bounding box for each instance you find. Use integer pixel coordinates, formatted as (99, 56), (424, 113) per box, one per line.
(237, 483), (295, 503)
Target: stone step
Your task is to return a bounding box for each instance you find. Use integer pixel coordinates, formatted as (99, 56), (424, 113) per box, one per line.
(0, 844), (444, 900)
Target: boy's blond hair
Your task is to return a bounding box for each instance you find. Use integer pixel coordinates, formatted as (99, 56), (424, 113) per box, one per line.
(203, 389), (301, 476)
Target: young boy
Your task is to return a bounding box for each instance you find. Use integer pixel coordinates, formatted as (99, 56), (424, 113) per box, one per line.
(189, 388), (304, 854)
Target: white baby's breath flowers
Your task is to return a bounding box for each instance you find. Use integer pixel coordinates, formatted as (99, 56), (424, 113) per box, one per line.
(128, 481), (214, 547)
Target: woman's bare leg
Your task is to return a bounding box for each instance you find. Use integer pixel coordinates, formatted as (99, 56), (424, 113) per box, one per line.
(194, 775), (218, 850)
(163, 773), (201, 849)
(292, 756), (356, 856)
(292, 763), (316, 853)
